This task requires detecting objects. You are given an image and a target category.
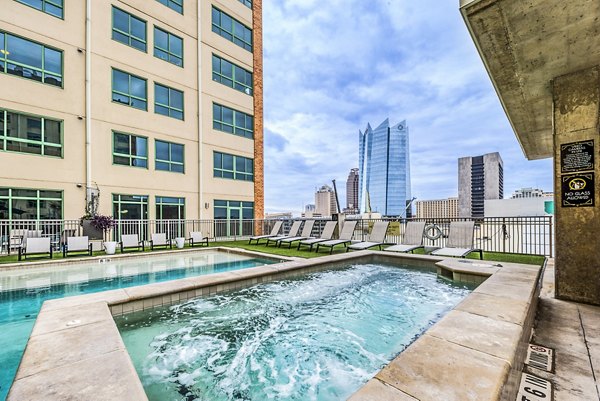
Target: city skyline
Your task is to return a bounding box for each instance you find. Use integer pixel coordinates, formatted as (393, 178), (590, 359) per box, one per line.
(262, 0), (553, 214)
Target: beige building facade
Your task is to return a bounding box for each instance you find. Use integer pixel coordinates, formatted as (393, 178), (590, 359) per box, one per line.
(415, 197), (458, 219)
(0, 0), (263, 223)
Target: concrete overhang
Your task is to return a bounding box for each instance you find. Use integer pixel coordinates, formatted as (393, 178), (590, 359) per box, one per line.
(459, 0), (600, 160)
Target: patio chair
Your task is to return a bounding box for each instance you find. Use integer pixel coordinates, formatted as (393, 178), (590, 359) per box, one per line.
(384, 221), (427, 253)
(248, 221), (283, 245)
(297, 221), (338, 251)
(189, 231), (209, 247)
(150, 233), (172, 251)
(277, 220), (315, 248)
(315, 220), (358, 254)
(120, 234), (144, 253)
(63, 236), (92, 257)
(265, 220), (302, 246)
(347, 221), (391, 252)
(18, 237), (52, 261)
(430, 221), (483, 259)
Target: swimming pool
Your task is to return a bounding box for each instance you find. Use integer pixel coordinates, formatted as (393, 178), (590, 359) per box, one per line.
(0, 250), (277, 401)
(116, 262), (472, 401)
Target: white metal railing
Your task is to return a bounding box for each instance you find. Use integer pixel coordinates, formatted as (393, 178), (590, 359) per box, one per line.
(0, 216), (553, 257)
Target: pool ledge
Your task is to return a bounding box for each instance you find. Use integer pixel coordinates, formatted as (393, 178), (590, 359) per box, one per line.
(7, 252), (544, 401)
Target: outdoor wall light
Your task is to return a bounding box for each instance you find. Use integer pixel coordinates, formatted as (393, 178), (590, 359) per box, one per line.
(204, 202), (210, 209)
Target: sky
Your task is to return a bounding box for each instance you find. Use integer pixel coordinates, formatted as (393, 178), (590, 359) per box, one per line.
(262, 0), (553, 214)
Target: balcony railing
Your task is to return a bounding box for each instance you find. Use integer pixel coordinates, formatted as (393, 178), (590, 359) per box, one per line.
(0, 216), (553, 257)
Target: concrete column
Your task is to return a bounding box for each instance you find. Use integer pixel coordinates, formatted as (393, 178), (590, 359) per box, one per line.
(552, 66), (600, 305)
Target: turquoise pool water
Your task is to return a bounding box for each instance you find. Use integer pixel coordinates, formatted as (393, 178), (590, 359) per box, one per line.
(117, 263), (472, 401)
(0, 251), (276, 401)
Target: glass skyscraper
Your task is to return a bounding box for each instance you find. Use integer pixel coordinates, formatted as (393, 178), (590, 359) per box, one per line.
(358, 119), (412, 217)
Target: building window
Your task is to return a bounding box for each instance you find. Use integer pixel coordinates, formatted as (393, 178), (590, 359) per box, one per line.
(156, 196), (185, 219)
(0, 31), (63, 87)
(213, 103), (253, 139)
(112, 194), (149, 239)
(112, 7), (146, 52)
(153, 27), (183, 67)
(112, 69), (147, 110)
(214, 151), (253, 182)
(211, 7), (252, 52)
(238, 0), (252, 8)
(156, 0), (183, 14)
(0, 109), (62, 157)
(113, 131), (148, 168)
(15, 0), (63, 18)
(214, 200), (254, 236)
(212, 54), (253, 95)
(0, 188), (62, 220)
(154, 83), (183, 120)
(155, 140), (184, 173)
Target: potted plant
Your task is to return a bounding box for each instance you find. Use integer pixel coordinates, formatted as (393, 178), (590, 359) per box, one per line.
(82, 214), (117, 254)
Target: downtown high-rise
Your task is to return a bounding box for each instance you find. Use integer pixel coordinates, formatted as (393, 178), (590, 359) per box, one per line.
(358, 119), (411, 217)
(458, 152), (503, 218)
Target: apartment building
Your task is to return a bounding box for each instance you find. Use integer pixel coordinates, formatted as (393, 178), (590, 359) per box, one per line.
(0, 0), (263, 224)
(415, 197), (458, 219)
(458, 152), (503, 218)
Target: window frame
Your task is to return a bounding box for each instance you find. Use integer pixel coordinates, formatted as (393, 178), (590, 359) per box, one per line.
(153, 26), (183, 67)
(213, 103), (253, 139)
(213, 151), (254, 182)
(154, 82), (184, 120)
(0, 108), (63, 158)
(0, 187), (63, 221)
(111, 6), (147, 52)
(111, 68), (148, 111)
(211, 6), (253, 52)
(212, 54), (253, 95)
(0, 30), (64, 88)
(238, 0), (252, 9)
(14, 0), (64, 19)
(155, 139), (185, 173)
(156, 0), (183, 14)
(155, 196), (185, 219)
(112, 131), (148, 169)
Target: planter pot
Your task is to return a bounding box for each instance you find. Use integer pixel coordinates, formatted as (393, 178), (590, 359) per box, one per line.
(175, 237), (185, 249)
(104, 241), (117, 255)
(82, 220), (104, 240)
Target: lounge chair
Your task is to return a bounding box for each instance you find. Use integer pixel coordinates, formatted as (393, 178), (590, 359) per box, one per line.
(18, 237), (52, 261)
(297, 221), (338, 251)
(347, 221), (390, 251)
(189, 231), (209, 247)
(384, 221), (427, 253)
(430, 221), (483, 259)
(63, 236), (93, 257)
(120, 234), (144, 252)
(277, 220), (315, 248)
(248, 221), (283, 245)
(315, 220), (359, 254)
(150, 233), (172, 250)
(265, 221), (302, 246)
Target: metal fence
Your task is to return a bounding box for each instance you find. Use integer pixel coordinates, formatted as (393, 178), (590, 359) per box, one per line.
(0, 216), (553, 257)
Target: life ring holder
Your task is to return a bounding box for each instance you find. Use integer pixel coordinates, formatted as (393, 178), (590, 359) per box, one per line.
(424, 224), (443, 240)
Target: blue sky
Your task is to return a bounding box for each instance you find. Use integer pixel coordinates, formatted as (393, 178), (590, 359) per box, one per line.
(262, 0), (553, 214)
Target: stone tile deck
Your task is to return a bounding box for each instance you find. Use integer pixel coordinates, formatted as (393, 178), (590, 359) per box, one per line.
(529, 259), (600, 401)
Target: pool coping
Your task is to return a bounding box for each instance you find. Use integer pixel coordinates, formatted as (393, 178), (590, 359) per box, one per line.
(6, 251), (544, 401)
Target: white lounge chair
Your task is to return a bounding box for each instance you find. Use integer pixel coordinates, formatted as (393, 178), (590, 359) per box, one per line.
(189, 231), (209, 247)
(265, 221), (302, 246)
(277, 220), (316, 248)
(18, 237), (52, 261)
(150, 233), (172, 250)
(248, 221), (283, 245)
(63, 236), (92, 257)
(120, 234), (144, 252)
(430, 221), (483, 259)
(347, 221), (390, 251)
(297, 221), (338, 251)
(384, 221), (427, 253)
(315, 220), (359, 254)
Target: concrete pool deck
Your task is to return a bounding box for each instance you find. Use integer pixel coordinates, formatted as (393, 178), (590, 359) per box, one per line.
(7, 251), (544, 401)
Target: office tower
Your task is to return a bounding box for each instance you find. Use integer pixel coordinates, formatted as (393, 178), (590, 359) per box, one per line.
(315, 185), (336, 217)
(345, 168), (359, 214)
(416, 197), (459, 219)
(358, 119), (411, 217)
(458, 152), (503, 218)
(0, 0), (263, 224)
